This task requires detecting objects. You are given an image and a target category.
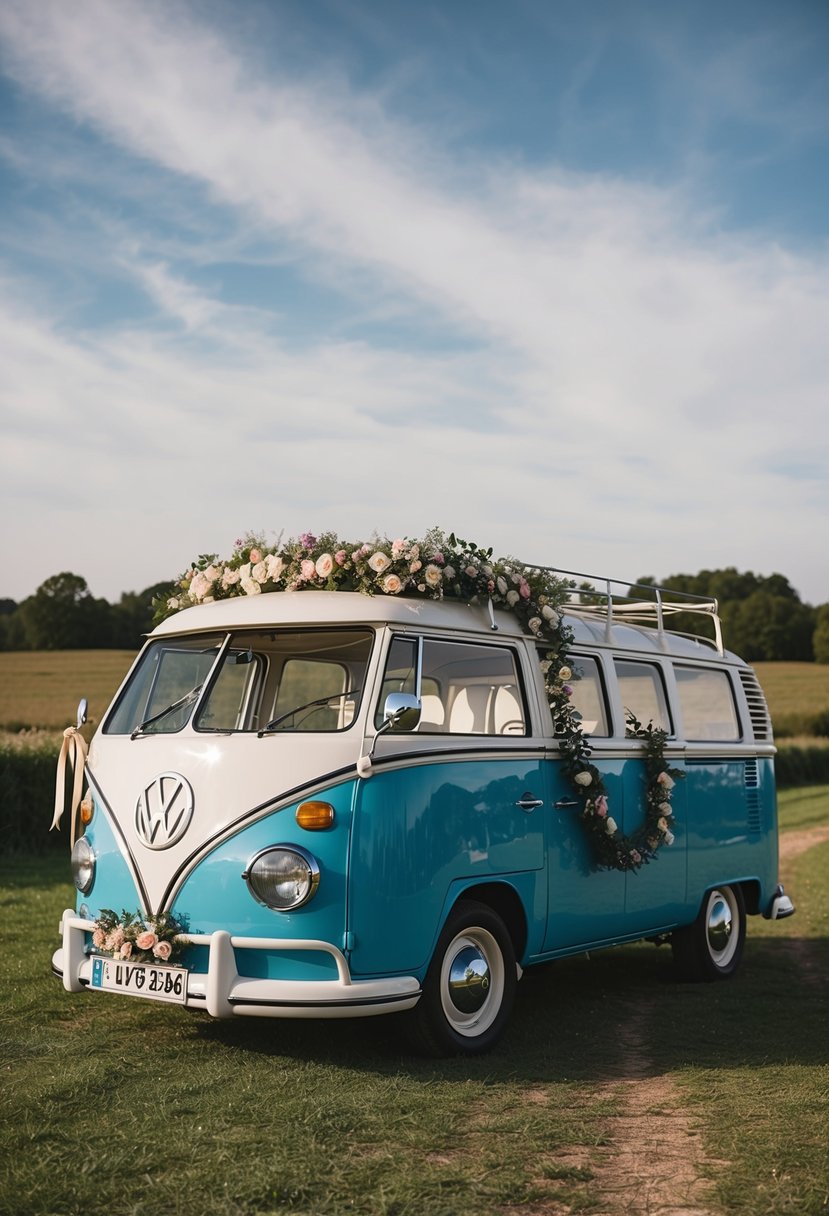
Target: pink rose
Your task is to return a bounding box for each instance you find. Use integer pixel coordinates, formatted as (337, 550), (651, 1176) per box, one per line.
(315, 553), (334, 578)
(136, 931), (157, 951)
(92, 928), (105, 948)
(519, 581), (530, 599)
(334, 550), (347, 566)
(657, 772), (675, 790)
(106, 927), (125, 951)
(300, 559), (316, 580)
(382, 573), (402, 594)
(153, 940), (173, 961)
(595, 796), (608, 818)
(391, 539), (407, 559)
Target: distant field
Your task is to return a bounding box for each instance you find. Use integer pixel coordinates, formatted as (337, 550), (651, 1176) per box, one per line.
(752, 662), (829, 735)
(0, 650), (136, 731)
(0, 651), (827, 736)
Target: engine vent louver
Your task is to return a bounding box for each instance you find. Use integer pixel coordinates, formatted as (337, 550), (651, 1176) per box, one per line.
(738, 669), (773, 741)
(744, 757), (762, 835)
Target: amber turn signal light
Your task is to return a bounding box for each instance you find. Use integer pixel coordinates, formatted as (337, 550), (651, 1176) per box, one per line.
(296, 801), (334, 830)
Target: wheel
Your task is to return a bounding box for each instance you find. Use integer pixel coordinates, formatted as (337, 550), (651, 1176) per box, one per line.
(672, 885), (746, 981)
(405, 900), (518, 1056)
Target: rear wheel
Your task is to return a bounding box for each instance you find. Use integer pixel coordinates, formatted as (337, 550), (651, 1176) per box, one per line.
(406, 901), (517, 1056)
(672, 885), (746, 981)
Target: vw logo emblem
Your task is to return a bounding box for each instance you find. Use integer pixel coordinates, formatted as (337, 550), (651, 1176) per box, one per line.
(135, 773), (194, 850)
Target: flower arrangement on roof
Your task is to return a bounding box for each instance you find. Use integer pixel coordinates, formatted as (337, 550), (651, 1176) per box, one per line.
(156, 528), (680, 873)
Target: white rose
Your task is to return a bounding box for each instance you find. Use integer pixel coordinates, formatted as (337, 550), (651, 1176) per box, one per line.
(559, 666), (572, 681)
(574, 771), (593, 787)
(497, 576), (508, 596)
(528, 617), (542, 634)
(190, 572), (212, 601)
(240, 575), (261, 596)
(251, 561), (268, 584)
(658, 802), (671, 815)
(222, 567), (240, 587)
(444, 565), (456, 580)
(424, 564), (443, 588)
(167, 596), (180, 610)
(506, 590), (519, 606)
(265, 554), (284, 582)
(664, 830), (675, 846)
(368, 551), (391, 573)
(606, 816), (618, 835)
(541, 605), (559, 624)
(315, 553), (334, 579)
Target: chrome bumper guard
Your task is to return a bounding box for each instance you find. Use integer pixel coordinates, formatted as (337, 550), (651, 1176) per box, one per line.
(54, 910), (421, 1019)
(763, 884), (795, 920)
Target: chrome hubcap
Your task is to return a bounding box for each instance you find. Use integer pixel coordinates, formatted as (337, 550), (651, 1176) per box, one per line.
(448, 944), (491, 1014)
(707, 895), (733, 954)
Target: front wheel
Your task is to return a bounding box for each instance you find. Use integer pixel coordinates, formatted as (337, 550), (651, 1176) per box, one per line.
(405, 901), (517, 1056)
(672, 885), (746, 981)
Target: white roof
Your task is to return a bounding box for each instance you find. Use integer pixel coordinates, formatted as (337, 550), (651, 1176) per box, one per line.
(152, 589), (744, 665)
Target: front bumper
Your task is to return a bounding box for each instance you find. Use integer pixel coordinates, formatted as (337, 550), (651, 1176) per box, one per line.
(763, 884), (795, 920)
(53, 910), (421, 1019)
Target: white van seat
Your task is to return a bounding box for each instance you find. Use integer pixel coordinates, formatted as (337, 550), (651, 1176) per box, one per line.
(493, 686), (524, 735)
(449, 686), (492, 734)
(418, 694), (445, 731)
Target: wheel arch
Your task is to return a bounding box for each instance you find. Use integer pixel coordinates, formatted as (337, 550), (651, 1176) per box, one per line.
(449, 880), (528, 962)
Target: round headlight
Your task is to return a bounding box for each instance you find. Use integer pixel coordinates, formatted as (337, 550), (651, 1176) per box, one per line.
(243, 845), (320, 911)
(71, 836), (95, 895)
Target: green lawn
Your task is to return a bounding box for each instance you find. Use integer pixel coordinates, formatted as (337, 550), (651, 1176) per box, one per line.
(1, 787), (827, 1215)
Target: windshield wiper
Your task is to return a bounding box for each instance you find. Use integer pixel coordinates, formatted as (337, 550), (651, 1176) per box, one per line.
(258, 689), (360, 736)
(130, 684), (203, 739)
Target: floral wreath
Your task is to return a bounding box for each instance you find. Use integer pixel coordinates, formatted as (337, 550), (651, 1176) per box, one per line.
(156, 529), (681, 873)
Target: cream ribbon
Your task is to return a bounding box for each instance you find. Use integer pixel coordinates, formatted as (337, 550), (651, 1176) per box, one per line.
(51, 726), (89, 847)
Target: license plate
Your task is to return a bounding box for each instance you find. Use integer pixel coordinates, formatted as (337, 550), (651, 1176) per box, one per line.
(90, 956), (188, 1004)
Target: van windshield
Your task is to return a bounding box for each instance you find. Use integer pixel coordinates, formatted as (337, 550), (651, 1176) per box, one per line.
(105, 628), (374, 735)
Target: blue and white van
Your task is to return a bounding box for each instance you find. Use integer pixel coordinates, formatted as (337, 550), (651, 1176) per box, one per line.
(53, 569), (794, 1054)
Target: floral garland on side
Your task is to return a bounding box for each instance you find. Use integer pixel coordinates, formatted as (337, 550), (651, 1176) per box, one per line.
(91, 908), (188, 965)
(156, 528), (680, 873)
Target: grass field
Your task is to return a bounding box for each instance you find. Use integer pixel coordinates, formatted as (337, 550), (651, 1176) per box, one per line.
(1, 788), (827, 1216)
(1, 651), (827, 736)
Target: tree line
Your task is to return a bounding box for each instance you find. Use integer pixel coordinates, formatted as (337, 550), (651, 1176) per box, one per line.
(1, 566), (828, 661)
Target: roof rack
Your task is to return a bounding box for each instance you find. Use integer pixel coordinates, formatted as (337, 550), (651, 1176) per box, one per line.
(522, 566), (724, 656)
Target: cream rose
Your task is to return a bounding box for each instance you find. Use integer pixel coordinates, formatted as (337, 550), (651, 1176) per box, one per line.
(657, 772), (675, 789)
(574, 771), (593, 787)
(382, 573), (402, 594)
(424, 564), (443, 588)
(605, 816), (618, 835)
(315, 553), (334, 579)
(153, 940), (173, 961)
(506, 590), (519, 606)
(251, 561), (268, 584)
(369, 551), (391, 573)
(265, 554), (285, 582)
(558, 666), (572, 681)
(136, 931), (157, 951)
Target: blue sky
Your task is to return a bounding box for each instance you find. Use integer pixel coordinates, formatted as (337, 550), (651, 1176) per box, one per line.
(1, 0), (828, 607)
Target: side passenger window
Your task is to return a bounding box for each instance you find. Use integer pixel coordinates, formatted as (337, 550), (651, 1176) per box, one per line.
(547, 653), (609, 736)
(675, 666), (740, 740)
(614, 660), (672, 734)
(378, 636), (526, 735)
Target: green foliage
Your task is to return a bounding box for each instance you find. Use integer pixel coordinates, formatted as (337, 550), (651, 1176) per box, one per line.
(0, 735), (64, 854)
(632, 568), (818, 660)
(0, 575), (173, 652)
(813, 603), (829, 664)
(775, 744), (829, 788)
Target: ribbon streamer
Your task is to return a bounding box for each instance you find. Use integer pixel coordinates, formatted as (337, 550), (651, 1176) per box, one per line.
(51, 727), (89, 847)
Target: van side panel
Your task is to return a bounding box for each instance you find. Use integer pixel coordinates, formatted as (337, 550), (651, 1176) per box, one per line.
(349, 757), (546, 976)
(684, 756), (777, 905)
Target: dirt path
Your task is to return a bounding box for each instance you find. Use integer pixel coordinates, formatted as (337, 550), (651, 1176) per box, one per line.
(559, 823), (829, 1216)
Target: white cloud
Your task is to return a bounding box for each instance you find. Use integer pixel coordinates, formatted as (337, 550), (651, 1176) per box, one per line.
(0, 0), (827, 606)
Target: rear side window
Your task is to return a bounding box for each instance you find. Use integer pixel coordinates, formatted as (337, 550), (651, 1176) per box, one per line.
(615, 660), (672, 734)
(675, 666), (740, 740)
(378, 636), (526, 736)
(568, 655), (610, 737)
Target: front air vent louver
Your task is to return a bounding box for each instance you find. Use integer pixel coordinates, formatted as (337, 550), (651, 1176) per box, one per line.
(738, 669), (773, 741)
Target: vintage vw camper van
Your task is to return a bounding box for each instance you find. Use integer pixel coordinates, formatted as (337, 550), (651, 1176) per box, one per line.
(53, 567), (794, 1055)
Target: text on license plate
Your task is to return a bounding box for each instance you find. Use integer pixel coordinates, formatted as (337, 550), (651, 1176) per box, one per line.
(90, 956), (188, 1004)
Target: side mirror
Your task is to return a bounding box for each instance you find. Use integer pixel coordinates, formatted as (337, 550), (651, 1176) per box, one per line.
(76, 698), (88, 730)
(357, 693), (422, 779)
(383, 692), (422, 732)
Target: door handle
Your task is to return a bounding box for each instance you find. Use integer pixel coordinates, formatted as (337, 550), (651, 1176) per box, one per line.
(554, 798), (580, 809)
(515, 793), (544, 812)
